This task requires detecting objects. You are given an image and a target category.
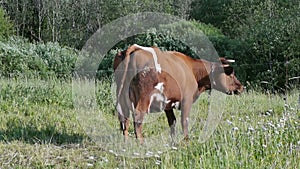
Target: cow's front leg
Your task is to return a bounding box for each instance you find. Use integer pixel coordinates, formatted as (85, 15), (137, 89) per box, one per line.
(133, 110), (145, 144)
(181, 99), (192, 141)
(165, 109), (176, 139)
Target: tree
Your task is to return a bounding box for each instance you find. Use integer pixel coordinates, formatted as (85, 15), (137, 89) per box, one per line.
(0, 7), (14, 39)
(189, 0), (231, 29)
(1, 0), (194, 49)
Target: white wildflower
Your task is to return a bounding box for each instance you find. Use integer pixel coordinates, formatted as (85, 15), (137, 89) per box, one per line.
(102, 157), (108, 163)
(226, 119), (233, 125)
(267, 122), (275, 128)
(261, 126), (268, 131)
(280, 117), (287, 123)
(248, 126), (255, 131)
(154, 154), (160, 158)
(245, 116), (249, 119)
(277, 123), (281, 128)
(171, 146), (178, 150)
(155, 160), (161, 165)
(232, 127), (239, 131)
(146, 151), (153, 156)
(86, 163), (93, 167)
(264, 111), (271, 116)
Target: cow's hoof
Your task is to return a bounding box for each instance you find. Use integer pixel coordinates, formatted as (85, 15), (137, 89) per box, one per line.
(178, 136), (190, 146)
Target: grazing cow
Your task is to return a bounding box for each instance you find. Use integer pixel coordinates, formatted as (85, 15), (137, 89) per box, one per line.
(114, 44), (243, 144)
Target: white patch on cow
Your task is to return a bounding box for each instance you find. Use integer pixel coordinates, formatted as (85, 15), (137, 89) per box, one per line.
(154, 82), (164, 93)
(171, 101), (180, 109)
(148, 92), (168, 113)
(152, 93), (165, 102)
(133, 44), (161, 73)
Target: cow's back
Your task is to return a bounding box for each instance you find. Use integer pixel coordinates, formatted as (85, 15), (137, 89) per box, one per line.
(129, 49), (198, 108)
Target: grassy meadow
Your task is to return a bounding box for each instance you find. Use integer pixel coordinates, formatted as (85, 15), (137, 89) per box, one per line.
(0, 77), (299, 168)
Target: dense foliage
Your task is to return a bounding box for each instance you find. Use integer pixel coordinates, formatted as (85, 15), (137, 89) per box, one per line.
(224, 0), (300, 89)
(0, 37), (79, 79)
(0, 1), (299, 90)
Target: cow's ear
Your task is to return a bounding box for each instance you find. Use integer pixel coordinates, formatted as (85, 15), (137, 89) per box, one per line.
(219, 57), (227, 64)
(224, 66), (234, 75)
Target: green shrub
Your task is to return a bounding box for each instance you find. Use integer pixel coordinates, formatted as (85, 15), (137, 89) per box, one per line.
(35, 42), (78, 78)
(0, 36), (80, 79)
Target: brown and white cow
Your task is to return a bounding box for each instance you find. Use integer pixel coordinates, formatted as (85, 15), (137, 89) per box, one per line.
(114, 44), (243, 144)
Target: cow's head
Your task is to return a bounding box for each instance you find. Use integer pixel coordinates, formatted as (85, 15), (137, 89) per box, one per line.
(210, 58), (243, 95)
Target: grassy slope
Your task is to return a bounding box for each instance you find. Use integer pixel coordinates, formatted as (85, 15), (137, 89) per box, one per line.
(0, 78), (299, 168)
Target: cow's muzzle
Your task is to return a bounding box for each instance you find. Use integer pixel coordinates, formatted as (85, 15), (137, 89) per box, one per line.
(226, 88), (243, 95)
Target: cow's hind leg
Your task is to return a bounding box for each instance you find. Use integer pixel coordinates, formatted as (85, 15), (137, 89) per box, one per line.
(116, 99), (131, 141)
(165, 109), (176, 140)
(119, 117), (130, 141)
(133, 109), (145, 144)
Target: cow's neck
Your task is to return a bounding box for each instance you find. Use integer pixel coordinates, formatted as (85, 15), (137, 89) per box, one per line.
(192, 59), (212, 93)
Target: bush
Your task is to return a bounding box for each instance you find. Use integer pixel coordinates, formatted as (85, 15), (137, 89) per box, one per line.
(0, 36), (80, 79)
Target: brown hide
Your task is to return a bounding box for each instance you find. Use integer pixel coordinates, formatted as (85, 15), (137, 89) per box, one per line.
(114, 44), (243, 144)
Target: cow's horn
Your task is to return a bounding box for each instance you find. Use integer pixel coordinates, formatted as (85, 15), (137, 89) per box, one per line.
(226, 59), (235, 63)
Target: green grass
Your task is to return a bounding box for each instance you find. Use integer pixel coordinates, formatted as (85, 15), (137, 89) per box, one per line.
(0, 77), (299, 168)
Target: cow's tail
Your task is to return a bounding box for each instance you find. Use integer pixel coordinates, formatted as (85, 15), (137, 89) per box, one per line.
(117, 44), (140, 100)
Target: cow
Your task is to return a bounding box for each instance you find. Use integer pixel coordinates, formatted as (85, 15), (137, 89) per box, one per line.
(113, 44), (243, 144)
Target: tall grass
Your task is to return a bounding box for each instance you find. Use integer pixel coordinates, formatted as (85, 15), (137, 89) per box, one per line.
(0, 77), (299, 168)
